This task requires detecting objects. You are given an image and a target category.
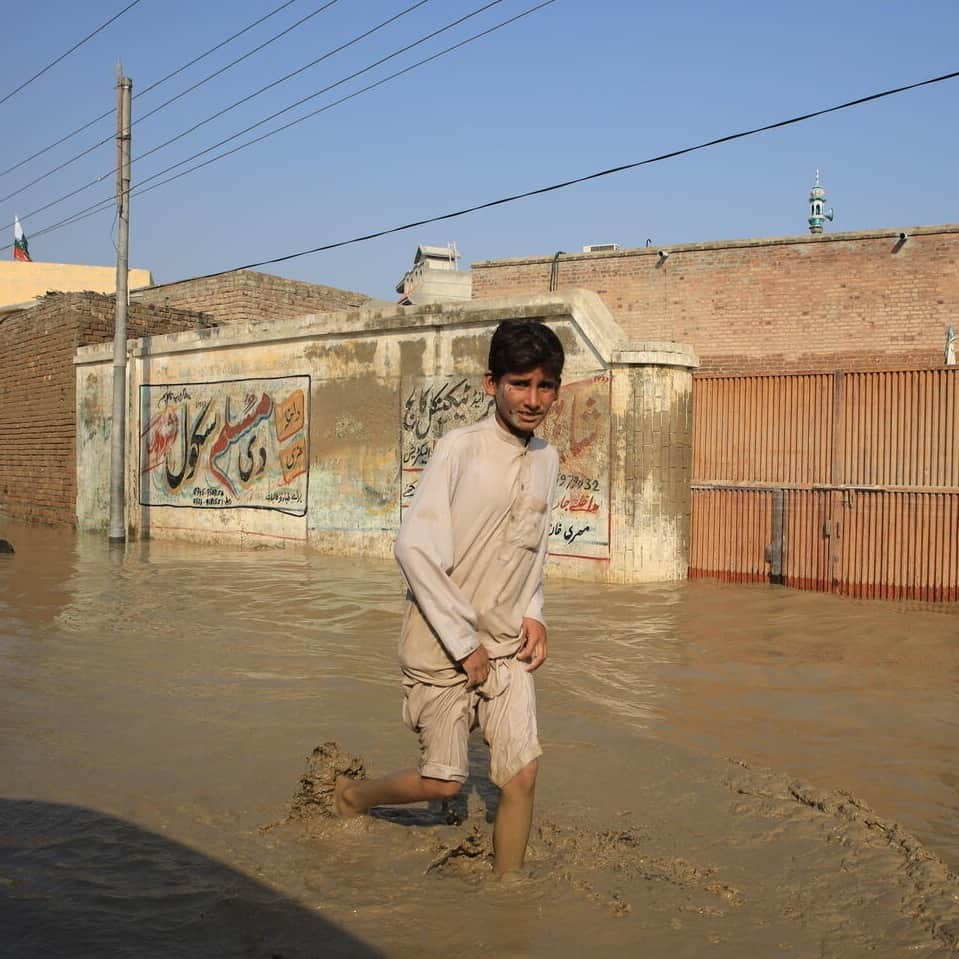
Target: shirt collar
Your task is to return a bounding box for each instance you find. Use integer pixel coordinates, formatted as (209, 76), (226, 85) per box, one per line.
(485, 411), (533, 449)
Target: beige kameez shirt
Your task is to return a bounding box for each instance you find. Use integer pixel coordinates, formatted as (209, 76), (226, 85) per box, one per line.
(394, 414), (559, 686)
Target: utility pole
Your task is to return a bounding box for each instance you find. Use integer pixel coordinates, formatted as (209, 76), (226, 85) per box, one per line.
(108, 67), (132, 543)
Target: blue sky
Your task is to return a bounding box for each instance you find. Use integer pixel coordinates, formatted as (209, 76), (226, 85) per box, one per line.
(4, 0), (958, 299)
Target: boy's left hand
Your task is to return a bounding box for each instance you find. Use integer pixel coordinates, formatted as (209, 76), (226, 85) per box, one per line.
(517, 617), (547, 672)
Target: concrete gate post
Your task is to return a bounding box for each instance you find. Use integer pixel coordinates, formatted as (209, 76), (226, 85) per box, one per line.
(607, 344), (699, 583)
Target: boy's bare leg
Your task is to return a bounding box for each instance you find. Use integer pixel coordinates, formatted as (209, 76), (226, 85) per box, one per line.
(335, 769), (460, 817)
(492, 759), (538, 876)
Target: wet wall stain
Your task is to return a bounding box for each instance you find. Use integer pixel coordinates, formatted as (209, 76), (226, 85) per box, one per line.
(449, 334), (488, 373)
(399, 339), (426, 377)
(310, 378), (395, 461)
(304, 339), (378, 368)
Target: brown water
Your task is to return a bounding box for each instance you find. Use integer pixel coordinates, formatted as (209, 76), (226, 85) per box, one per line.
(2, 518), (958, 958)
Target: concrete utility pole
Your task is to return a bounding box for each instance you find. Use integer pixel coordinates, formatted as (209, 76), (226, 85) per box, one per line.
(108, 68), (132, 543)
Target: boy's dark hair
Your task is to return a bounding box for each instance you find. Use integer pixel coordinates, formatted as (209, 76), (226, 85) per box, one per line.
(487, 320), (565, 382)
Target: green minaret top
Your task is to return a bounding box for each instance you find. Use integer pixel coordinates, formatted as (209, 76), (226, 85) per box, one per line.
(808, 170), (834, 234)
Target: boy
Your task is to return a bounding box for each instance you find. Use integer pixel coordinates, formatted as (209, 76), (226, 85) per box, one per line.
(335, 319), (564, 877)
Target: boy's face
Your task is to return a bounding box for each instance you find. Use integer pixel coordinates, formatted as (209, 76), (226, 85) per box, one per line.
(484, 366), (560, 439)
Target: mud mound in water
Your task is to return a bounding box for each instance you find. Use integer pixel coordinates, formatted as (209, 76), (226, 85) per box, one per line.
(258, 730), (959, 954)
(423, 813), (741, 917)
(723, 758), (959, 952)
(288, 742), (366, 820)
(425, 824), (490, 876)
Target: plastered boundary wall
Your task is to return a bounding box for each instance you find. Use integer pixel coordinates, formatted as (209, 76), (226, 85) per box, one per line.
(75, 292), (698, 583)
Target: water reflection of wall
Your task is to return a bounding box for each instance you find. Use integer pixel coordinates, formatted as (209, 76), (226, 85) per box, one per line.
(139, 377), (309, 516)
(400, 372), (612, 560)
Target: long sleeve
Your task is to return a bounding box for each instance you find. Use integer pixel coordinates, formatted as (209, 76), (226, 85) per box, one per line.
(524, 583), (545, 626)
(394, 442), (481, 663)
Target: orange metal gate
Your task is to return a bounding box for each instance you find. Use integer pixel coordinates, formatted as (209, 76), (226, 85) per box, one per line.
(690, 369), (959, 601)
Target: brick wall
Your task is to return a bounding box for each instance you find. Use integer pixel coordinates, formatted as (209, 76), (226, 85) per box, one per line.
(472, 226), (959, 374)
(0, 292), (210, 526)
(133, 269), (377, 324)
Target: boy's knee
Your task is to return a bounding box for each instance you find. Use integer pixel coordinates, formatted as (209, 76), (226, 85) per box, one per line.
(503, 759), (538, 796)
(421, 777), (462, 801)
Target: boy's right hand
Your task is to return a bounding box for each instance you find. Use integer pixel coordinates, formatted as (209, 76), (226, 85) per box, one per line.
(460, 644), (490, 689)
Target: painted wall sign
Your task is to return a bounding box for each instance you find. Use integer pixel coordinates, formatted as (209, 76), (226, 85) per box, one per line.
(139, 376), (310, 515)
(400, 376), (494, 509)
(399, 372), (611, 559)
(538, 372), (612, 559)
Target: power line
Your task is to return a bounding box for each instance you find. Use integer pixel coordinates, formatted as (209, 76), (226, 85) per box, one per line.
(132, 0), (432, 165)
(14, 0), (547, 242)
(0, 144), (110, 214)
(0, 0), (302, 181)
(0, 0), (146, 108)
(1, 0), (434, 223)
(9, 62), (957, 265)
(2, 0), (498, 229)
(135, 0), (305, 101)
(228, 67), (959, 272)
(0, 0), (349, 203)
(130, 1), (550, 194)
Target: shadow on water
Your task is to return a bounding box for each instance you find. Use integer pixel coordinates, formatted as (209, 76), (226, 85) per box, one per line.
(0, 797), (384, 959)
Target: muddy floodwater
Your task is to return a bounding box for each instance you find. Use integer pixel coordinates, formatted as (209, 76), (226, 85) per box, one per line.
(2, 518), (958, 958)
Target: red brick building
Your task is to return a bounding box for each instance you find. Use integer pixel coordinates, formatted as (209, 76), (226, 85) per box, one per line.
(132, 269), (379, 325)
(472, 224), (959, 374)
(0, 269), (381, 526)
(0, 293), (211, 526)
